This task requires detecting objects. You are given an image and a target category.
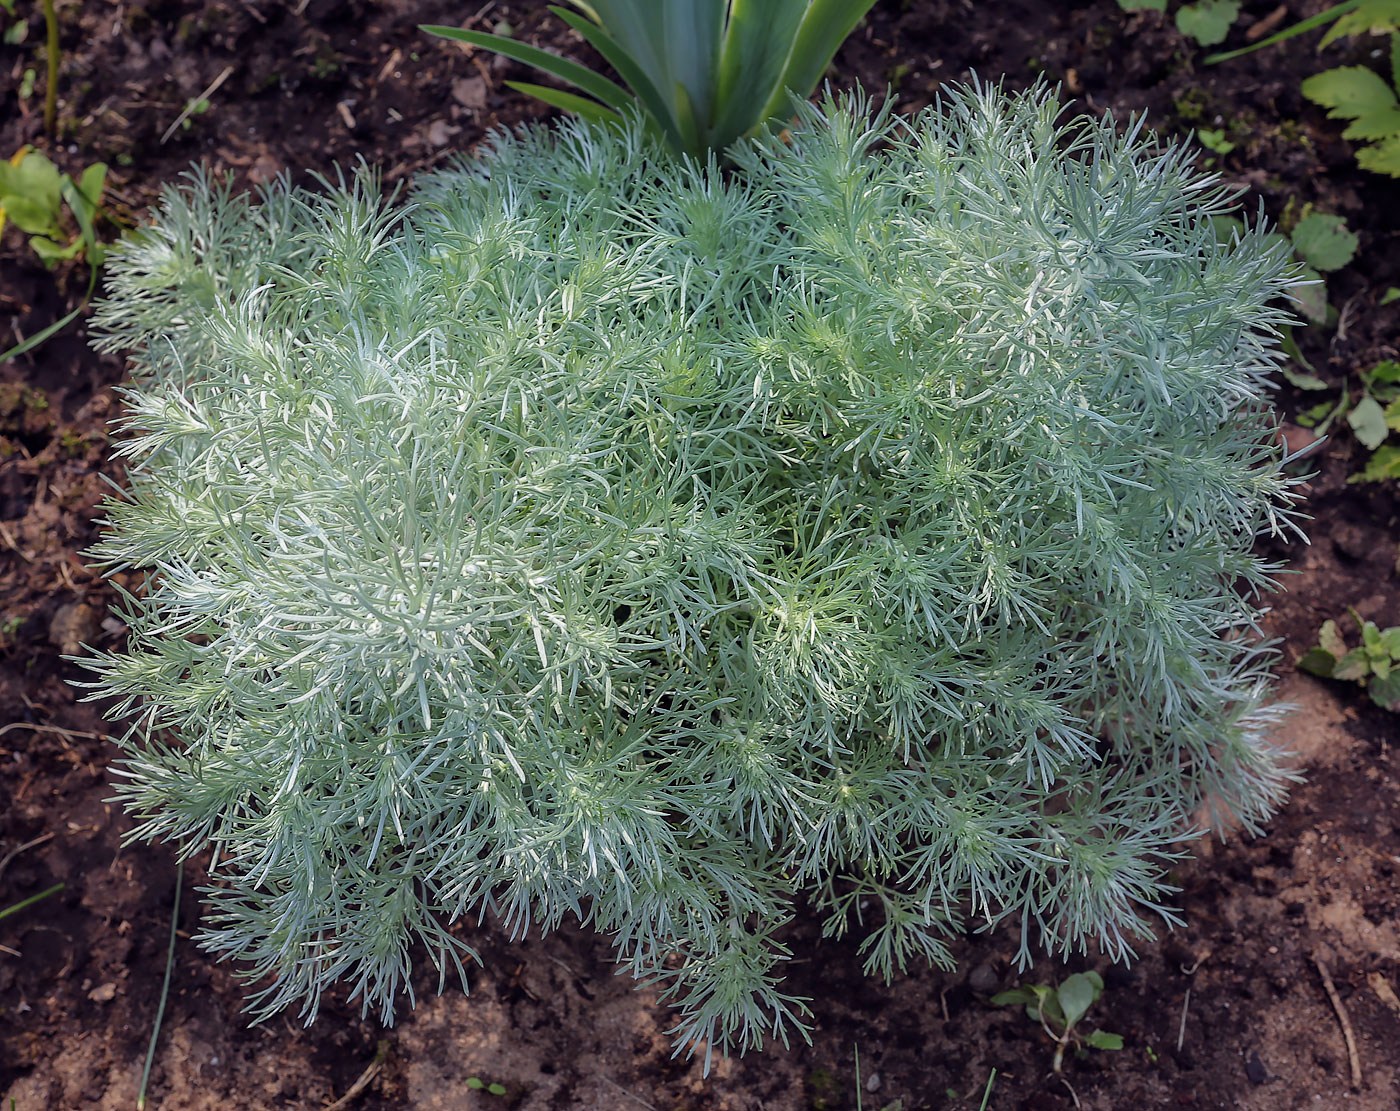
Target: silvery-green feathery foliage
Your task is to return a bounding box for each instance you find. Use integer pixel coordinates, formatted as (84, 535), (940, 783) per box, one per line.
(86, 82), (1303, 1063)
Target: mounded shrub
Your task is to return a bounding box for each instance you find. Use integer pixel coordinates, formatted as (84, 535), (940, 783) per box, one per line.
(86, 82), (1301, 1060)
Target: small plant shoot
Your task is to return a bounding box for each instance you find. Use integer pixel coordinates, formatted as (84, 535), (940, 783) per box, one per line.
(86, 82), (1301, 1064)
(992, 971), (1124, 1073)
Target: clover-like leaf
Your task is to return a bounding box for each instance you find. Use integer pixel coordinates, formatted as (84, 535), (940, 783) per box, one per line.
(1291, 213), (1358, 273)
(1176, 0), (1241, 46)
(1348, 396), (1390, 449)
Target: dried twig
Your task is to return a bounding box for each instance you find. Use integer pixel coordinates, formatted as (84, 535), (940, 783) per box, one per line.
(0, 832), (55, 883)
(161, 66), (235, 144)
(597, 1076), (658, 1111)
(324, 1040), (389, 1111)
(1176, 986), (1191, 1052)
(0, 722), (109, 745)
(1313, 953), (1362, 1091)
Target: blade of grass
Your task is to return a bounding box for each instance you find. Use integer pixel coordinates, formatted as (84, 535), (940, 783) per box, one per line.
(137, 865), (182, 1111)
(1203, 0), (1361, 63)
(0, 881), (63, 923)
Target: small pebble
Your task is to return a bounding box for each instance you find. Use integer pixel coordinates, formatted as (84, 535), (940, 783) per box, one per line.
(48, 602), (101, 656)
(1245, 1049), (1268, 1085)
(967, 963), (999, 993)
(1330, 522), (1368, 561)
(864, 1071), (881, 1093)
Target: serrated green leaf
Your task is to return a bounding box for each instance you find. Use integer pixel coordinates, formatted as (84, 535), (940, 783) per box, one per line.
(1302, 65), (1398, 120)
(1056, 972), (1100, 1030)
(1176, 0), (1241, 45)
(1380, 626), (1400, 656)
(1291, 212), (1358, 271)
(1297, 645), (1339, 677)
(1319, 0), (1400, 47)
(1334, 647), (1372, 680)
(1348, 395), (1390, 448)
(1084, 1029), (1125, 1050)
(1296, 400), (1335, 427)
(1352, 443), (1400, 480)
(1356, 133), (1400, 173)
(1368, 668), (1400, 709)
(1340, 105), (1400, 138)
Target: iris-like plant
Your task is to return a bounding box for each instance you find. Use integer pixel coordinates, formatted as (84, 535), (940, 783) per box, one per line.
(422, 0), (877, 157)
(86, 82), (1300, 1064)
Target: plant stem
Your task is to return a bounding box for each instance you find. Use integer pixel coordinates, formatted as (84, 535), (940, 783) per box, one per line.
(42, 0), (58, 135)
(0, 881), (63, 923)
(137, 865), (182, 1111)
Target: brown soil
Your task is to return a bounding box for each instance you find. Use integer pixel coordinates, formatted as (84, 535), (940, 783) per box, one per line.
(2, 2), (1398, 1109)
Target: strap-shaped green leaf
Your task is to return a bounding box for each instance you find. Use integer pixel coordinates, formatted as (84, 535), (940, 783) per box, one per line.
(1203, 0), (1361, 62)
(586, 0), (725, 136)
(502, 81), (626, 128)
(709, 0), (811, 150)
(548, 5), (686, 151)
(672, 79), (704, 158)
(421, 24), (633, 111)
(761, 0), (879, 124)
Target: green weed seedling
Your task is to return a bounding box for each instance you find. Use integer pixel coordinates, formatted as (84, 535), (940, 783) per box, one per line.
(1206, 0), (1400, 176)
(1117, 0), (1240, 47)
(1293, 359), (1400, 480)
(1297, 613), (1400, 710)
(1212, 208), (1355, 388)
(0, 145), (108, 360)
(992, 971), (1123, 1074)
(1345, 360), (1400, 481)
(465, 1076), (507, 1096)
(0, 146), (106, 266)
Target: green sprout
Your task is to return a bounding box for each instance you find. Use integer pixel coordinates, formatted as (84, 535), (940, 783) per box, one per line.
(1297, 613), (1400, 710)
(992, 971), (1124, 1073)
